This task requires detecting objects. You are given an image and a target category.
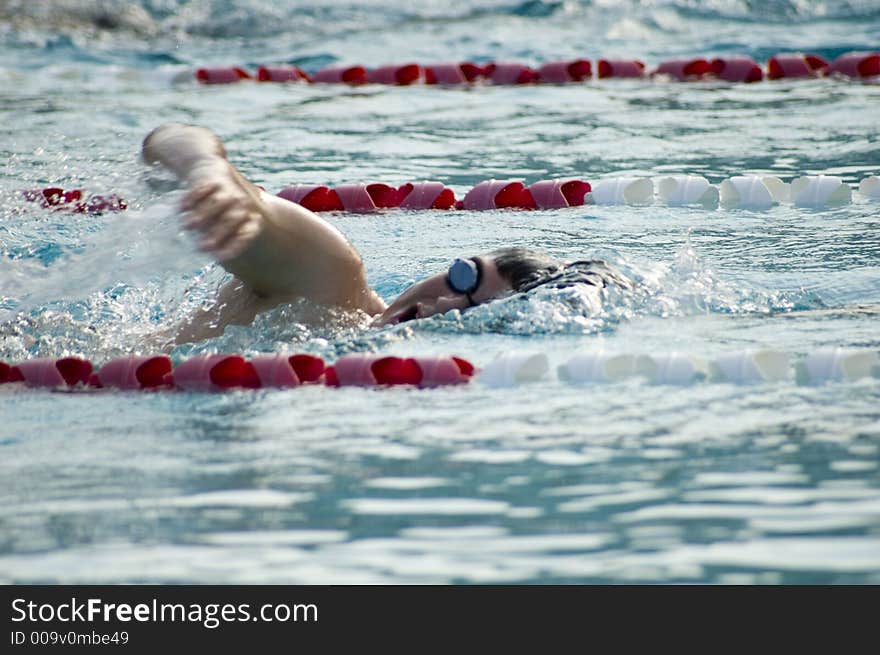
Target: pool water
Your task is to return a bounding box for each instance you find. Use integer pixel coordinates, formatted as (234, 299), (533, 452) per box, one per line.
(0, 0), (878, 583)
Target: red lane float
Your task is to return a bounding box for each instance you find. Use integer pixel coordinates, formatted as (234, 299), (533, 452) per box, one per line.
(597, 59), (646, 78)
(424, 62), (485, 85)
(172, 355), (261, 391)
(334, 184), (390, 211)
(277, 185), (344, 212)
(367, 64), (422, 85)
(414, 356), (475, 387)
(277, 182), (456, 211)
(767, 53), (829, 79)
(2, 354), (470, 392)
(459, 179), (592, 210)
(0, 361), (20, 384)
(84, 194), (127, 213)
(277, 184), (380, 212)
(23, 188), (127, 214)
(710, 56), (763, 82)
(537, 60), (592, 83)
(527, 179), (591, 209)
(459, 180), (537, 210)
(10, 357), (93, 388)
(398, 182), (457, 210)
(828, 51), (880, 77)
(324, 354), (474, 388)
(92, 355), (173, 390)
(257, 65), (310, 83)
(23, 187), (82, 208)
(170, 354), (324, 390)
(485, 62), (540, 85)
(652, 58), (712, 81)
(189, 54), (880, 87)
(195, 67), (251, 84)
(249, 354), (326, 387)
(312, 65), (369, 84)
(325, 354), (419, 386)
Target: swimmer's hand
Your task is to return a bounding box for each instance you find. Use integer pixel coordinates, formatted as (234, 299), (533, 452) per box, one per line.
(177, 159), (381, 310)
(180, 169), (264, 262)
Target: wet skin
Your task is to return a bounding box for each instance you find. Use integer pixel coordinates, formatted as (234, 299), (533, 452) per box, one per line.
(373, 256), (513, 326)
(142, 124), (517, 339)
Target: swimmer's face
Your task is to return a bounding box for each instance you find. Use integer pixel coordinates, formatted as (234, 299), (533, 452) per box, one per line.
(373, 255), (513, 327)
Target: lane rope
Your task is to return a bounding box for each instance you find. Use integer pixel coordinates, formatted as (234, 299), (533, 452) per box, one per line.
(187, 52), (880, 86)
(3, 349), (878, 392)
(21, 175), (880, 215)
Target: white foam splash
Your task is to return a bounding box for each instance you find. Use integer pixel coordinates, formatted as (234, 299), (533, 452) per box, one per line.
(2, 196), (210, 318)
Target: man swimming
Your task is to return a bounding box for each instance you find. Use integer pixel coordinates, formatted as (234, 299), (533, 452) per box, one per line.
(142, 123), (632, 343)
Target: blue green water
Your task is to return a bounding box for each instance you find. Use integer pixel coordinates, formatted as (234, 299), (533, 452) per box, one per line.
(0, 0), (878, 583)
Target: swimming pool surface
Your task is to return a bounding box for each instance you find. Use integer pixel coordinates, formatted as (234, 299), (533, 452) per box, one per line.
(1, 0), (878, 583)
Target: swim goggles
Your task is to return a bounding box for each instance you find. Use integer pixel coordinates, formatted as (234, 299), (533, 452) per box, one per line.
(446, 258), (482, 306)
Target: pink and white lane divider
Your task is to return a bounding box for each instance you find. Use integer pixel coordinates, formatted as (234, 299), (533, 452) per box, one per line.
(1, 353), (475, 391)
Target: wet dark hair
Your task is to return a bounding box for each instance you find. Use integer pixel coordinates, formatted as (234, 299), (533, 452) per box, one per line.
(489, 247), (565, 292)
(490, 247), (634, 293)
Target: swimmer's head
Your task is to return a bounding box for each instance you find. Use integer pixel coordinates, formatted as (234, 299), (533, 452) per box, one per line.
(372, 247), (565, 326)
(491, 247), (567, 293)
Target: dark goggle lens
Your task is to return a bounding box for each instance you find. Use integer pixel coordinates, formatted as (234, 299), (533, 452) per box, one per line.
(447, 258), (479, 294)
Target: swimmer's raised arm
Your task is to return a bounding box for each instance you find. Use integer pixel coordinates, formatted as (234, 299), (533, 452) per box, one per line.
(142, 123), (385, 314)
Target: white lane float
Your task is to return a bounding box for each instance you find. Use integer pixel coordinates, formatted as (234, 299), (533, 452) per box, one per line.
(634, 353), (710, 385)
(709, 350), (791, 383)
(795, 349), (880, 384)
(719, 176), (789, 209)
(476, 352), (549, 387)
(589, 177), (654, 205)
(557, 352), (636, 384)
(858, 176), (880, 200)
(790, 175), (852, 208)
(656, 175), (719, 207)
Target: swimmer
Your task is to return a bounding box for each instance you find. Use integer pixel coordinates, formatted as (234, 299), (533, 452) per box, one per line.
(142, 123), (633, 343)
